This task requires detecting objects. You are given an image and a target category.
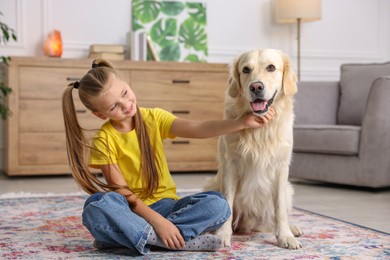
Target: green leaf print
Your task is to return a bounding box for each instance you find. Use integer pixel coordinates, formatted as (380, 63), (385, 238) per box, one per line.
(184, 54), (201, 62)
(161, 2), (185, 16)
(186, 3), (206, 25)
(132, 0), (161, 24)
(159, 42), (181, 61)
(132, 19), (144, 31)
(179, 17), (207, 54)
(149, 18), (177, 48)
(131, 0), (208, 62)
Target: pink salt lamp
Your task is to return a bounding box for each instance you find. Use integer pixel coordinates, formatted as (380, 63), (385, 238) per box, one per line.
(44, 30), (63, 57)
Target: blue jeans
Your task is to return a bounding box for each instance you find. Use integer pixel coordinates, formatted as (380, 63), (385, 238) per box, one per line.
(82, 191), (231, 255)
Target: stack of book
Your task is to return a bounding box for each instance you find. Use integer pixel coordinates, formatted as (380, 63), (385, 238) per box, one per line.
(89, 44), (125, 60)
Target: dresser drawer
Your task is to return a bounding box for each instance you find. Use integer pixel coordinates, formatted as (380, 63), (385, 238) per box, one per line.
(19, 67), (131, 100)
(19, 67), (87, 99)
(130, 70), (226, 101)
(20, 100), (103, 132)
(19, 132), (97, 165)
(20, 133), (68, 165)
(140, 101), (223, 121)
(164, 137), (218, 164)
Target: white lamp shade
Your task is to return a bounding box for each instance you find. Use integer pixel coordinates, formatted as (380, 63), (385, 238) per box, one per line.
(275, 0), (321, 23)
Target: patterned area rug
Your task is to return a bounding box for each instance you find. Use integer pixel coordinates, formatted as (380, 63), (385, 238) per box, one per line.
(0, 192), (389, 259)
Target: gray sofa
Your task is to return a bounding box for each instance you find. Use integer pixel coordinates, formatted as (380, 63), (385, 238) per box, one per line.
(290, 62), (390, 188)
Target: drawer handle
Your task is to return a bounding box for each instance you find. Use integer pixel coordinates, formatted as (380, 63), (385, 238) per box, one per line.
(172, 140), (190, 145)
(66, 77), (82, 81)
(172, 79), (190, 84)
(76, 109), (87, 113)
(172, 110), (190, 115)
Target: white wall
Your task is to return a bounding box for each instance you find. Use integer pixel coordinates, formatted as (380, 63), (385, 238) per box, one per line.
(1, 0), (389, 81)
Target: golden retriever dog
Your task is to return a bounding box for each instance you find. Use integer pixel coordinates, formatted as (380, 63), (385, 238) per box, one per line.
(204, 49), (302, 249)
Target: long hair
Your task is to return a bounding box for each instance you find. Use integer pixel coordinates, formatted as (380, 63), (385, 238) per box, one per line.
(62, 58), (160, 204)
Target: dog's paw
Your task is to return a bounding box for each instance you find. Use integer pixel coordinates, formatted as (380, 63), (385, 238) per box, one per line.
(216, 226), (232, 247)
(290, 225), (303, 237)
(219, 233), (232, 247)
(277, 236), (302, 250)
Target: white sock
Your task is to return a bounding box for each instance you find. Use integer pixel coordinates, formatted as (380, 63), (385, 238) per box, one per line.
(147, 229), (222, 251)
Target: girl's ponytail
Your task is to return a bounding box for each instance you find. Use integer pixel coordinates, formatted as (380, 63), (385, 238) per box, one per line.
(62, 84), (109, 194)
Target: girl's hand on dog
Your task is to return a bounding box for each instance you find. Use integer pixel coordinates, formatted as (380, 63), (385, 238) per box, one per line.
(243, 107), (275, 128)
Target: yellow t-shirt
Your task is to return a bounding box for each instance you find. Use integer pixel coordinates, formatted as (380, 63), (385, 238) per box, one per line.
(89, 107), (180, 205)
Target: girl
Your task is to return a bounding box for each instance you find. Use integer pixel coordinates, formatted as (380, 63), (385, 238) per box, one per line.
(62, 59), (274, 255)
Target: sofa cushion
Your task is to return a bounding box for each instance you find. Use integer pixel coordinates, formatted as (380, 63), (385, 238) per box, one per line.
(295, 81), (340, 125)
(338, 62), (390, 126)
(293, 125), (361, 155)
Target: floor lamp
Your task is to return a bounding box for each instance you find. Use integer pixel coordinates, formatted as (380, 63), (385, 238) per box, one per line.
(275, 0), (321, 81)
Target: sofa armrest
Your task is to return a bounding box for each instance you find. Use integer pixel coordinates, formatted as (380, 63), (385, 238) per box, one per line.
(360, 77), (390, 173)
(295, 81), (340, 125)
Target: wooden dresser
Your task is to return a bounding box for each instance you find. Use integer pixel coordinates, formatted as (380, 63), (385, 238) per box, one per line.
(4, 57), (228, 176)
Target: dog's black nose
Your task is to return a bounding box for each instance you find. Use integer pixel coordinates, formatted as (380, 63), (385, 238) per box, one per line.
(249, 81), (264, 92)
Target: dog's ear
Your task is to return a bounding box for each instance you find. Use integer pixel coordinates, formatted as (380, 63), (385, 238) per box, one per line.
(228, 77), (240, 98)
(281, 53), (298, 96)
(227, 57), (241, 98)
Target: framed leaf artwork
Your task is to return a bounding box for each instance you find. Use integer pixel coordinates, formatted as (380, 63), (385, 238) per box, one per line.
(132, 0), (208, 62)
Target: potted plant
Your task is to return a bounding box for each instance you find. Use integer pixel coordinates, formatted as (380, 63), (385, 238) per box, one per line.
(0, 11), (17, 119)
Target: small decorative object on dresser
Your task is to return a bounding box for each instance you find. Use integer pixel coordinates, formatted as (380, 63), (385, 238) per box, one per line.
(88, 44), (125, 61)
(43, 30), (63, 57)
(4, 57), (228, 176)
